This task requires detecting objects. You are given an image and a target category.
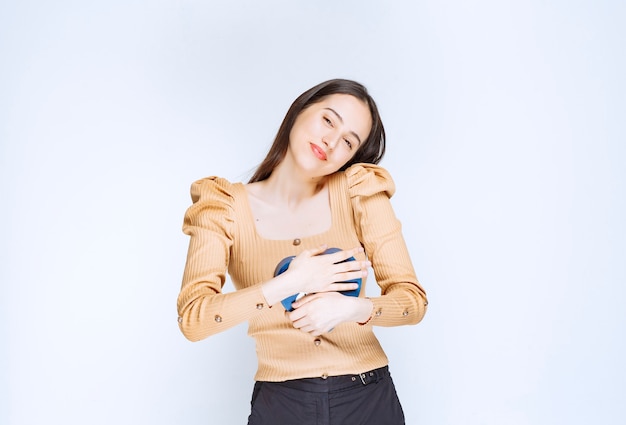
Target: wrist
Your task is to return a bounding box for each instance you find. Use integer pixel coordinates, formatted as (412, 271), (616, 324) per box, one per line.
(261, 273), (292, 307)
(356, 297), (374, 325)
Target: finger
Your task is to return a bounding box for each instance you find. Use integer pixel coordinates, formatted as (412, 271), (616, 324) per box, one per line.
(291, 293), (322, 309)
(325, 246), (365, 263)
(307, 244), (329, 256)
(295, 321), (320, 335)
(293, 319), (318, 334)
(318, 282), (360, 293)
(333, 282), (360, 291)
(334, 269), (368, 283)
(294, 244), (327, 261)
(287, 308), (305, 321)
(336, 260), (370, 273)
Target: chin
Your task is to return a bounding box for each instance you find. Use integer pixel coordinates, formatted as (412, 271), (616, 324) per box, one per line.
(296, 157), (344, 179)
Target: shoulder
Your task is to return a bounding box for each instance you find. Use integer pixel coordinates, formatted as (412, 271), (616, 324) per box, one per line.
(343, 163), (396, 199)
(184, 176), (242, 231)
(189, 176), (240, 205)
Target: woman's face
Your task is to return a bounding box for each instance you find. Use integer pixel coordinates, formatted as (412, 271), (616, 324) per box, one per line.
(287, 94), (372, 177)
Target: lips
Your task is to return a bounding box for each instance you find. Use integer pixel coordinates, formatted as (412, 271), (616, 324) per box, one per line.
(310, 143), (327, 161)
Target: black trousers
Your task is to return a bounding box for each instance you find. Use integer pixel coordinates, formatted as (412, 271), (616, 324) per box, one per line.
(247, 366), (405, 425)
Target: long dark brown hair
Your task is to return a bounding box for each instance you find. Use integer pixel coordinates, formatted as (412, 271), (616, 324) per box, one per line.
(248, 79), (386, 183)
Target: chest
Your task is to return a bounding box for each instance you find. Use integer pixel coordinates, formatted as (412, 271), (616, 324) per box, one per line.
(246, 190), (332, 240)
(228, 180), (362, 289)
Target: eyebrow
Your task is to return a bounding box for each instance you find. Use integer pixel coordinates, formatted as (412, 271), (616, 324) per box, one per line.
(324, 107), (363, 146)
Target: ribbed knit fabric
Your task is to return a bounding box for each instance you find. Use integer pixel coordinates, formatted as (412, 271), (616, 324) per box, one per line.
(177, 163), (428, 381)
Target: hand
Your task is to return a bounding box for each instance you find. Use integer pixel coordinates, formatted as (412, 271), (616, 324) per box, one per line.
(285, 245), (369, 295)
(287, 292), (373, 336)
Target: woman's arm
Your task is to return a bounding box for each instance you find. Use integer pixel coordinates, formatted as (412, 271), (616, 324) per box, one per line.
(177, 177), (371, 341)
(177, 177), (268, 341)
(284, 165), (428, 336)
(348, 164), (428, 327)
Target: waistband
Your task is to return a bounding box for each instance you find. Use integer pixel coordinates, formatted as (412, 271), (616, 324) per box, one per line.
(260, 366), (390, 393)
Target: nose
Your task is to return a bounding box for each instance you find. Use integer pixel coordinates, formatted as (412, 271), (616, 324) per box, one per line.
(322, 134), (339, 151)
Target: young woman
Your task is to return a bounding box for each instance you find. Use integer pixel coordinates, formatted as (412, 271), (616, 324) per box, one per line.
(177, 79), (428, 425)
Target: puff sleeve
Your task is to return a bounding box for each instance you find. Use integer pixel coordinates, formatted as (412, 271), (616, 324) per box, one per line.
(346, 164), (428, 327)
(177, 177), (267, 341)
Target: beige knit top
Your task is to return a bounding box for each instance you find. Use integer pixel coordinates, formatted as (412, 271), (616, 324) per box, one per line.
(177, 163), (428, 381)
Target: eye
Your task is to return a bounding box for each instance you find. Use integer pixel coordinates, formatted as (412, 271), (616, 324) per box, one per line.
(344, 138), (353, 149)
(323, 116), (333, 127)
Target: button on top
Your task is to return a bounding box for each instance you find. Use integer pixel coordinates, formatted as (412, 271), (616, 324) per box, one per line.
(293, 238), (301, 246)
(375, 309), (382, 317)
(256, 303), (264, 310)
(314, 338), (321, 346)
(402, 310), (409, 316)
(177, 317), (183, 323)
(214, 315), (222, 323)
(321, 373), (328, 379)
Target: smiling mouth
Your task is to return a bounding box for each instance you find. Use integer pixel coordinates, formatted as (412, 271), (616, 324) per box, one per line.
(310, 143), (327, 161)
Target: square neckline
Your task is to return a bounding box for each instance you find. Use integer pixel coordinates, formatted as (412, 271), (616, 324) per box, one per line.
(235, 172), (345, 243)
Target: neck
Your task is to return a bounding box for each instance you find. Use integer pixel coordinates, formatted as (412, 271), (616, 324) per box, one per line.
(261, 162), (328, 208)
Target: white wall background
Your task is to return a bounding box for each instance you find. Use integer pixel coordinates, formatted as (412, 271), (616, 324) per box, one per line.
(2, 1), (624, 424)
